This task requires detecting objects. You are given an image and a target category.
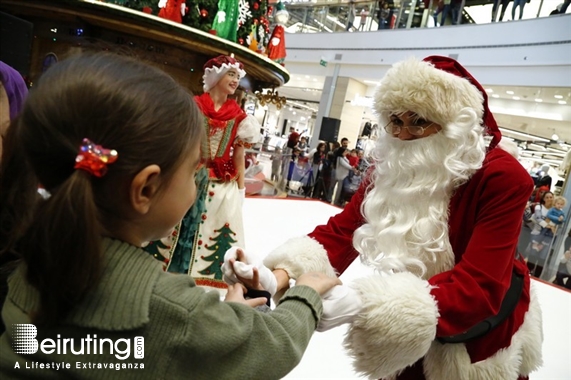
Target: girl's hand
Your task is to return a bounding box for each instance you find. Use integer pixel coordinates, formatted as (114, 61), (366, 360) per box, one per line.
(224, 283), (267, 308)
(230, 258), (264, 290)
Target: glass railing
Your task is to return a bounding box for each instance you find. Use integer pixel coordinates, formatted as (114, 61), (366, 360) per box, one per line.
(281, 0), (566, 33)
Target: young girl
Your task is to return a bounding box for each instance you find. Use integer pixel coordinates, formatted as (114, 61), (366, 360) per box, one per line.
(0, 53), (340, 378)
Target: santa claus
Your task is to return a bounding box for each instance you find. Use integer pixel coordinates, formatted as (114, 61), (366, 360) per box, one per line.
(253, 56), (543, 379)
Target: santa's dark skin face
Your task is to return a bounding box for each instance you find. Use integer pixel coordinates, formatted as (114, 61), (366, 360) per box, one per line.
(385, 111), (442, 141)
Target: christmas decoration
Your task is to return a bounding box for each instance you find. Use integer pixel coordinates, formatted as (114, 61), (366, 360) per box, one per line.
(145, 239), (171, 264)
(267, 1), (288, 64)
(247, 24), (258, 51)
(255, 88), (286, 109)
(158, 0), (187, 23)
(237, 0), (268, 53)
(238, 0), (252, 27)
(99, 0), (271, 54)
(212, 0), (239, 42)
(199, 223), (237, 280)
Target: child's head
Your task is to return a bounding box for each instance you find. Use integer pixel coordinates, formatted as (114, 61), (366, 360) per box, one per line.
(6, 52), (204, 325)
(553, 196), (567, 210)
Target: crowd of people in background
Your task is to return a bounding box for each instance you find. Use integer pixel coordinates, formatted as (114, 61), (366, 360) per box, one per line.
(338, 0), (569, 32)
(270, 127), (371, 207)
(519, 164), (571, 289)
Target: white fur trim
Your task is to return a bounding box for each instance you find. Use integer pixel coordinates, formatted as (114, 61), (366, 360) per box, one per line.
(423, 283), (543, 380)
(263, 236), (337, 279)
(374, 58), (484, 129)
(497, 138), (519, 159)
(343, 272), (438, 379)
(203, 62), (246, 92)
(236, 115), (261, 145)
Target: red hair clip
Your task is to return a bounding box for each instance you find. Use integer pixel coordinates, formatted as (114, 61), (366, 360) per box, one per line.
(74, 138), (118, 178)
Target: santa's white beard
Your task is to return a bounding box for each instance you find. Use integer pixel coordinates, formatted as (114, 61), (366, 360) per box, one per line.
(354, 118), (485, 279)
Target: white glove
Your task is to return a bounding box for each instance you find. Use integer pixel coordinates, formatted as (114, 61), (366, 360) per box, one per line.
(180, 3), (186, 16)
(316, 285), (363, 332)
(222, 247), (278, 296)
(271, 37), (281, 46)
(158, 0), (167, 8)
(216, 11), (226, 23)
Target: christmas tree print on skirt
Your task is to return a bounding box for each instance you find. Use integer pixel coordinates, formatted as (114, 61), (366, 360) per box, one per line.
(199, 223), (237, 279)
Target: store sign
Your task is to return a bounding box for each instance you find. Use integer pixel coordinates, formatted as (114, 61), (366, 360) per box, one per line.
(351, 94), (373, 107)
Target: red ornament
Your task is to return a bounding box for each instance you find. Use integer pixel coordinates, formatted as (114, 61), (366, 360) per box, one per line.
(253, 2), (259, 10)
(238, 38), (244, 45)
(268, 6), (273, 14)
(142, 6), (152, 14)
(200, 9), (208, 18)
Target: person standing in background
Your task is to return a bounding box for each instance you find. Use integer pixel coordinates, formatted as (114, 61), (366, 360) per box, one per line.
(0, 61), (29, 336)
(511, 0), (527, 20)
(359, 5), (370, 31)
(346, 1), (357, 31)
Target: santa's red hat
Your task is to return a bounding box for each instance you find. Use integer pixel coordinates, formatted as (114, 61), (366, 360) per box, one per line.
(202, 55), (246, 92)
(373, 56), (501, 150)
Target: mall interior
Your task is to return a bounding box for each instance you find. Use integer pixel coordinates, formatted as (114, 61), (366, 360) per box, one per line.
(0, 0), (570, 378)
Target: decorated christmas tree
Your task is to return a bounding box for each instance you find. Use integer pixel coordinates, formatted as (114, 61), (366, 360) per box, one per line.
(199, 223), (237, 280)
(236, 0), (270, 53)
(183, 0), (218, 32)
(98, 0), (271, 53)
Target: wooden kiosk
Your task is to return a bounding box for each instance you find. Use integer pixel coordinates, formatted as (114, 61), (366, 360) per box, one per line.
(0, 0), (289, 94)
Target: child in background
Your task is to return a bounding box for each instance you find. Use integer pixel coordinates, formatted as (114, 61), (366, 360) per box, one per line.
(533, 195), (567, 252)
(271, 146), (282, 182)
(347, 149), (359, 168)
(0, 53), (340, 378)
(359, 5), (370, 30)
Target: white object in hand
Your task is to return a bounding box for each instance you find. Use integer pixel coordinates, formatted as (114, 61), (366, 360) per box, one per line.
(317, 285), (363, 332)
(222, 247), (278, 296)
(180, 3), (186, 16)
(158, 0), (167, 8)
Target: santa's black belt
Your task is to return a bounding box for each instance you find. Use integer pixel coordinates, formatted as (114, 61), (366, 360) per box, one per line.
(437, 269), (524, 344)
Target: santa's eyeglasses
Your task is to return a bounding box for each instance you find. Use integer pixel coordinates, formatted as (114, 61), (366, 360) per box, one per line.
(383, 120), (436, 136)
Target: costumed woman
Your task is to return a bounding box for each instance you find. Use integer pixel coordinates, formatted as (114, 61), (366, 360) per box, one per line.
(229, 56), (543, 379)
(145, 55), (259, 293)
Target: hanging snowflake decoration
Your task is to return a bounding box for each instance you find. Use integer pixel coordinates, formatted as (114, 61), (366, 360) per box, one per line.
(238, 0), (252, 30)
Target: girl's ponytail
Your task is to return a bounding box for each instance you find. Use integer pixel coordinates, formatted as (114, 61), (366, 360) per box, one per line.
(21, 171), (102, 326)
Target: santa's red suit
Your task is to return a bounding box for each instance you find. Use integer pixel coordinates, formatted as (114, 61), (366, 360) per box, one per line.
(158, 0), (186, 23)
(264, 57), (543, 379)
